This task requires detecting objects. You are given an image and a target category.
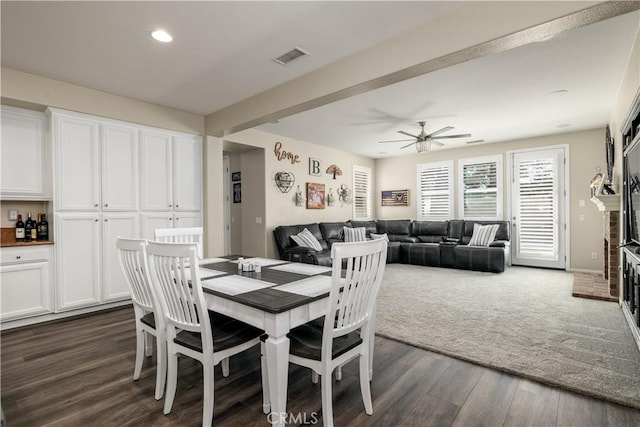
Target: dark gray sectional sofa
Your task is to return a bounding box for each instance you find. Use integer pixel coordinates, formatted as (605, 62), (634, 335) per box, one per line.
(273, 219), (510, 273)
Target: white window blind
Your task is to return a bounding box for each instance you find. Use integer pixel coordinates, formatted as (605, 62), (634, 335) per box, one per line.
(416, 161), (453, 220)
(459, 155), (502, 219)
(517, 158), (557, 256)
(353, 165), (372, 220)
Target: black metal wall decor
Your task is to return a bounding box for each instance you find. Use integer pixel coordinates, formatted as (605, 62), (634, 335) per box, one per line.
(275, 171), (295, 193)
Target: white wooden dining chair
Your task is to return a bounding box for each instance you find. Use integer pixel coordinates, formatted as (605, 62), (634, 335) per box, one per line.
(116, 237), (167, 401)
(287, 238), (388, 427)
(146, 241), (263, 427)
(154, 227), (204, 258)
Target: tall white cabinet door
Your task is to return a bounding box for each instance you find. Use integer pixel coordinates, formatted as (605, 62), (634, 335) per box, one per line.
(173, 135), (202, 212)
(140, 212), (173, 240)
(140, 131), (172, 211)
(102, 213), (138, 302)
(1, 106), (47, 198)
(101, 124), (138, 211)
(56, 213), (101, 311)
(54, 115), (100, 211)
(173, 212), (202, 228)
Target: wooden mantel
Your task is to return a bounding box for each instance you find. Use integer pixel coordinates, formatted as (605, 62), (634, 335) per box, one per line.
(590, 194), (621, 212)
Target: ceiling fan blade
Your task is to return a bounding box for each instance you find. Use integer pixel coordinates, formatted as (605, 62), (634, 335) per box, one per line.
(398, 130), (419, 138)
(400, 142), (416, 149)
(431, 133), (472, 139)
(426, 126), (454, 138)
(378, 139), (415, 143)
(431, 140), (445, 146)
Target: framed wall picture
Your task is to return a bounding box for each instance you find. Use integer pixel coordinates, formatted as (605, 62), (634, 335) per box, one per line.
(233, 183), (241, 203)
(309, 157), (321, 176)
(382, 189), (409, 206)
(306, 182), (325, 209)
(231, 171), (241, 182)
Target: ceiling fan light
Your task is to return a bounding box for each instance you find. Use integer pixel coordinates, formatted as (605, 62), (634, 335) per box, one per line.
(416, 140), (431, 153)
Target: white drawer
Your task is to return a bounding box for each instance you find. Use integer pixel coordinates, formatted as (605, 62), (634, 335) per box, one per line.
(0, 246), (52, 265)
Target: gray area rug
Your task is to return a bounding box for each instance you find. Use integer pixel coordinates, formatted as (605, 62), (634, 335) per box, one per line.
(375, 264), (640, 409)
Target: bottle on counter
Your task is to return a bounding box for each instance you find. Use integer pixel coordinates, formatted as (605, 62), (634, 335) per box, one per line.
(37, 213), (49, 241)
(15, 214), (25, 242)
(25, 212), (34, 242)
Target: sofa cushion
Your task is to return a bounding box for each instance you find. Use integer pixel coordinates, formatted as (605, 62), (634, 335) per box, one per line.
(274, 223), (325, 255)
(370, 233), (389, 242)
(411, 220), (449, 243)
(348, 220), (377, 237)
(468, 223), (500, 246)
(291, 228), (323, 251)
(400, 242), (440, 267)
(454, 245), (505, 273)
(319, 222), (347, 241)
(376, 219), (411, 235)
(344, 226), (367, 242)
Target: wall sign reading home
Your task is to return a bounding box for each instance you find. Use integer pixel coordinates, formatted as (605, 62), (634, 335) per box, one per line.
(273, 141), (300, 165)
(382, 189), (409, 206)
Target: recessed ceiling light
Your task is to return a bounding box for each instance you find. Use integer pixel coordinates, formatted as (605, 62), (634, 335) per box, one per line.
(557, 123), (571, 128)
(151, 29), (173, 43)
(548, 89), (568, 97)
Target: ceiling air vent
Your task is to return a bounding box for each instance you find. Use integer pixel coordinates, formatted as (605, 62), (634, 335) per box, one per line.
(466, 139), (485, 145)
(273, 47), (309, 66)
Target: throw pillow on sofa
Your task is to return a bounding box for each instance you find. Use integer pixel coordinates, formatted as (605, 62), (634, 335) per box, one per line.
(291, 228), (323, 251)
(344, 226), (367, 242)
(468, 223), (500, 246)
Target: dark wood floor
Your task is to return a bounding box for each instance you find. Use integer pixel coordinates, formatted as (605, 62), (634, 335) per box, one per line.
(2, 306), (639, 426)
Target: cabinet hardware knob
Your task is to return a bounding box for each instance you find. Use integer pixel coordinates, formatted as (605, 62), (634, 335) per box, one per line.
(95, 219), (99, 222)
(94, 203), (98, 207)
(105, 203), (108, 207)
(16, 256), (21, 259)
(176, 217), (180, 220)
(105, 219), (108, 222)
(176, 204), (179, 208)
(169, 204), (172, 207)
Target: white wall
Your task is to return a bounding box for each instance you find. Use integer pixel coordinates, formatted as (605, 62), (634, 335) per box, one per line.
(222, 129), (375, 258)
(375, 128), (605, 271)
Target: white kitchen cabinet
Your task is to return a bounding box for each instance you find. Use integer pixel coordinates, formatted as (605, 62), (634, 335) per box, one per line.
(55, 213), (101, 311)
(101, 123), (138, 211)
(0, 106), (49, 199)
(102, 212), (138, 302)
(0, 246), (54, 321)
(140, 212), (201, 240)
(53, 111), (139, 212)
(173, 211), (202, 228)
(173, 135), (202, 212)
(53, 113), (100, 211)
(140, 130), (172, 211)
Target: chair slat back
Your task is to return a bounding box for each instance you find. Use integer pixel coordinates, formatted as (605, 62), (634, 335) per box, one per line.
(323, 239), (387, 358)
(154, 227), (204, 258)
(147, 241), (212, 344)
(117, 238), (155, 311)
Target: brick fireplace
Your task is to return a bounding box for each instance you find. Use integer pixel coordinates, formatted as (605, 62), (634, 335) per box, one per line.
(576, 192), (621, 301)
(603, 210), (619, 297)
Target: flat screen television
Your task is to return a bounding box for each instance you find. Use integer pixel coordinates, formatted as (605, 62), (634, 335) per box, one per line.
(625, 138), (640, 245)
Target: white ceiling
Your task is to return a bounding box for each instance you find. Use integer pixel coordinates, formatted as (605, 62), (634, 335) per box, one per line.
(1, 2), (639, 159)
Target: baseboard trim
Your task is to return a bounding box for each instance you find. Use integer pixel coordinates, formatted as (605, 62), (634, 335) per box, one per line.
(0, 301), (132, 331)
(567, 268), (603, 275)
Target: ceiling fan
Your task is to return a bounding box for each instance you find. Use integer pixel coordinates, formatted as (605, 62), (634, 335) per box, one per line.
(378, 121), (473, 152)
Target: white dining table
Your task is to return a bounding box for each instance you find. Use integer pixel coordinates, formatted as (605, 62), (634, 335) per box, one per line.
(199, 257), (334, 427)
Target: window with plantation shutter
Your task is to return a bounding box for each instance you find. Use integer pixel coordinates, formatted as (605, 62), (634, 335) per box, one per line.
(416, 161), (453, 220)
(352, 165), (372, 220)
(458, 155), (502, 220)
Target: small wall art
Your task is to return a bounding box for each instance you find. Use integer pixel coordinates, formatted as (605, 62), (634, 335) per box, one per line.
(233, 183), (242, 203)
(309, 157), (321, 176)
(275, 171), (295, 193)
(382, 189), (408, 206)
(231, 171), (241, 182)
(326, 164), (342, 179)
(306, 182), (325, 209)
